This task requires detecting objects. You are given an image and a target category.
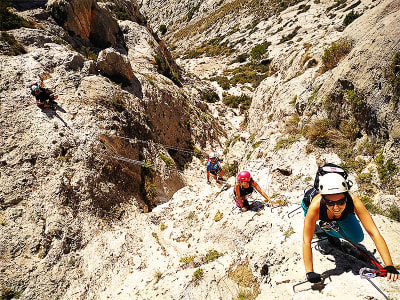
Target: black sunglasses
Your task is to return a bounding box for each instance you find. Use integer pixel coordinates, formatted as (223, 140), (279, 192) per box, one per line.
(323, 196), (347, 207)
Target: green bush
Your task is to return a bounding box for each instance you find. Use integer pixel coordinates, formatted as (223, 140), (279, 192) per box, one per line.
(321, 39), (352, 71)
(0, 1), (35, 30)
(233, 53), (249, 63)
(222, 94), (252, 113)
(343, 10), (362, 27)
(250, 44), (267, 61)
(0, 32), (26, 55)
(360, 196), (382, 215)
(274, 135), (300, 150)
(159, 24), (167, 35)
(50, 1), (67, 26)
(113, 7), (130, 20)
(210, 76), (231, 90)
(387, 204), (400, 222)
(204, 249), (223, 263)
(200, 90), (219, 103)
(192, 268), (204, 283)
(180, 256), (195, 265)
(305, 119), (333, 148)
(160, 153), (175, 169)
(374, 152), (398, 185)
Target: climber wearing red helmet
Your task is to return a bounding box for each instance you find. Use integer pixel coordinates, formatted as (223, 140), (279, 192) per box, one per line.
(234, 171), (277, 212)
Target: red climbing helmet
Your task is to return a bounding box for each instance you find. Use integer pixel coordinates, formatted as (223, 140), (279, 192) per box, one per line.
(237, 171), (251, 182)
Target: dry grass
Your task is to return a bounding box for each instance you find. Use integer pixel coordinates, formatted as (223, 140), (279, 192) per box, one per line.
(228, 260), (260, 300)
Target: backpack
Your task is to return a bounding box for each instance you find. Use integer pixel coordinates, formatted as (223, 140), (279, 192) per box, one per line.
(302, 163), (352, 210)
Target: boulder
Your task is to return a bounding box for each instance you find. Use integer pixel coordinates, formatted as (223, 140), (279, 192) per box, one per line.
(96, 48), (135, 85)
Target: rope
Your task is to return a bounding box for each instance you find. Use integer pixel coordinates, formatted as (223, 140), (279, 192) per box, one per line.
(111, 135), (202, 155)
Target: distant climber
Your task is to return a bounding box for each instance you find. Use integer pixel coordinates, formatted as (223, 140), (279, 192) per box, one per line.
(234, 171), (277, 212)
(206, 152), (225, 184)
(302, 169), (400, 283)
(28, 77), (58, 109)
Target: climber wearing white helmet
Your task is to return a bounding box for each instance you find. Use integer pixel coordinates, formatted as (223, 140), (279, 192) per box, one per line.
(303, 172), (399, 283)
(206, 152), (224, 184)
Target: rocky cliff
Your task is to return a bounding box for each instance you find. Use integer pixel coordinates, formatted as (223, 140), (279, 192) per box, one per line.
(1, 0), (400, 299)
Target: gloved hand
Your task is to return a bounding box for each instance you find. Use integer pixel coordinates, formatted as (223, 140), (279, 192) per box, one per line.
(384, 265), (399, 281)
(207, 180), (211, 184)
(306, 272), (322, 283)
(384, 266), (399, 274)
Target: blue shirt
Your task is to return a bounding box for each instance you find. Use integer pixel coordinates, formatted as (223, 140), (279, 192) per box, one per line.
(207, 157), (222, 171)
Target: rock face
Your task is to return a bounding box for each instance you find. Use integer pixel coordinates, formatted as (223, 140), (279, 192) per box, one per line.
(47, 0), (122, 49)
(1, 0), (400, 299)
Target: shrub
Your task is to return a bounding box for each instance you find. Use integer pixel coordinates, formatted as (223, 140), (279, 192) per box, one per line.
(214, 210), (223, 222)
(160, 153), (175, 169)
(50, 1), (67, 26)
(159, 24), (167, 35)
(305, 119), (332, 148)
(200, 90), (219, 103)
(233, 53), (249, 63)
(204, 249), (223, 263)
(339, 119), (359, 141)
(228, 262), (260, 299)
(360, 196), (382, 215)
(343, 10), (362, 27)
(279, 26), (301, 44)
(223, 162), (238, 178)
(180, 256), (195, 265)
(374, 152), (398, 186)
(0, 1), (35, 30)
(113, 7), (130, 20)
(0, 32), (26, 55)
(387, 204), (400, 222)
(284, 226), (295, 239)
(144, 182), (158, 206)
(222, 94), (252, 113)
(192, 268), (204, 284)
(274, 135), (300, 150)
(321, 39), (352, 71)
(250, 44), (267, 61)
(308, 85), (321, 103)
(210, 76), (231, 90)
(356, 172), (372, 185)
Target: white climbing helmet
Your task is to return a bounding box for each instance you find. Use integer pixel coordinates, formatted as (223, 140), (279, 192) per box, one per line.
(209, 152), (216, 158)
(319, 173), (348, 195)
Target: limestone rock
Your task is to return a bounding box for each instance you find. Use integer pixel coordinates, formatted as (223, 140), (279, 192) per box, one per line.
(96, 48), (135, 85)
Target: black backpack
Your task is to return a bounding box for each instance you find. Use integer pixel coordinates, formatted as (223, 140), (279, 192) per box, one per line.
(303, 163), (352, 209)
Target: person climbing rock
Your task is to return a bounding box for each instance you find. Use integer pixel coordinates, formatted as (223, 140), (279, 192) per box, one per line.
(234, 171), (277, 212)
(28, 77), (58, 109)
(302, 172), (400, 283)
(206, 152), (225, 184)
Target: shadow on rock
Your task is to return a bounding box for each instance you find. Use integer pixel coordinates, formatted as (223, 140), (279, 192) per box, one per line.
(41, 106), (71, 129)
(249, 201), (265, 212)
(314, 227), (377, 278)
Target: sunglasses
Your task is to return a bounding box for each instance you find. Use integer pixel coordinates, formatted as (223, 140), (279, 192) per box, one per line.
(323, 196), (347, 207)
